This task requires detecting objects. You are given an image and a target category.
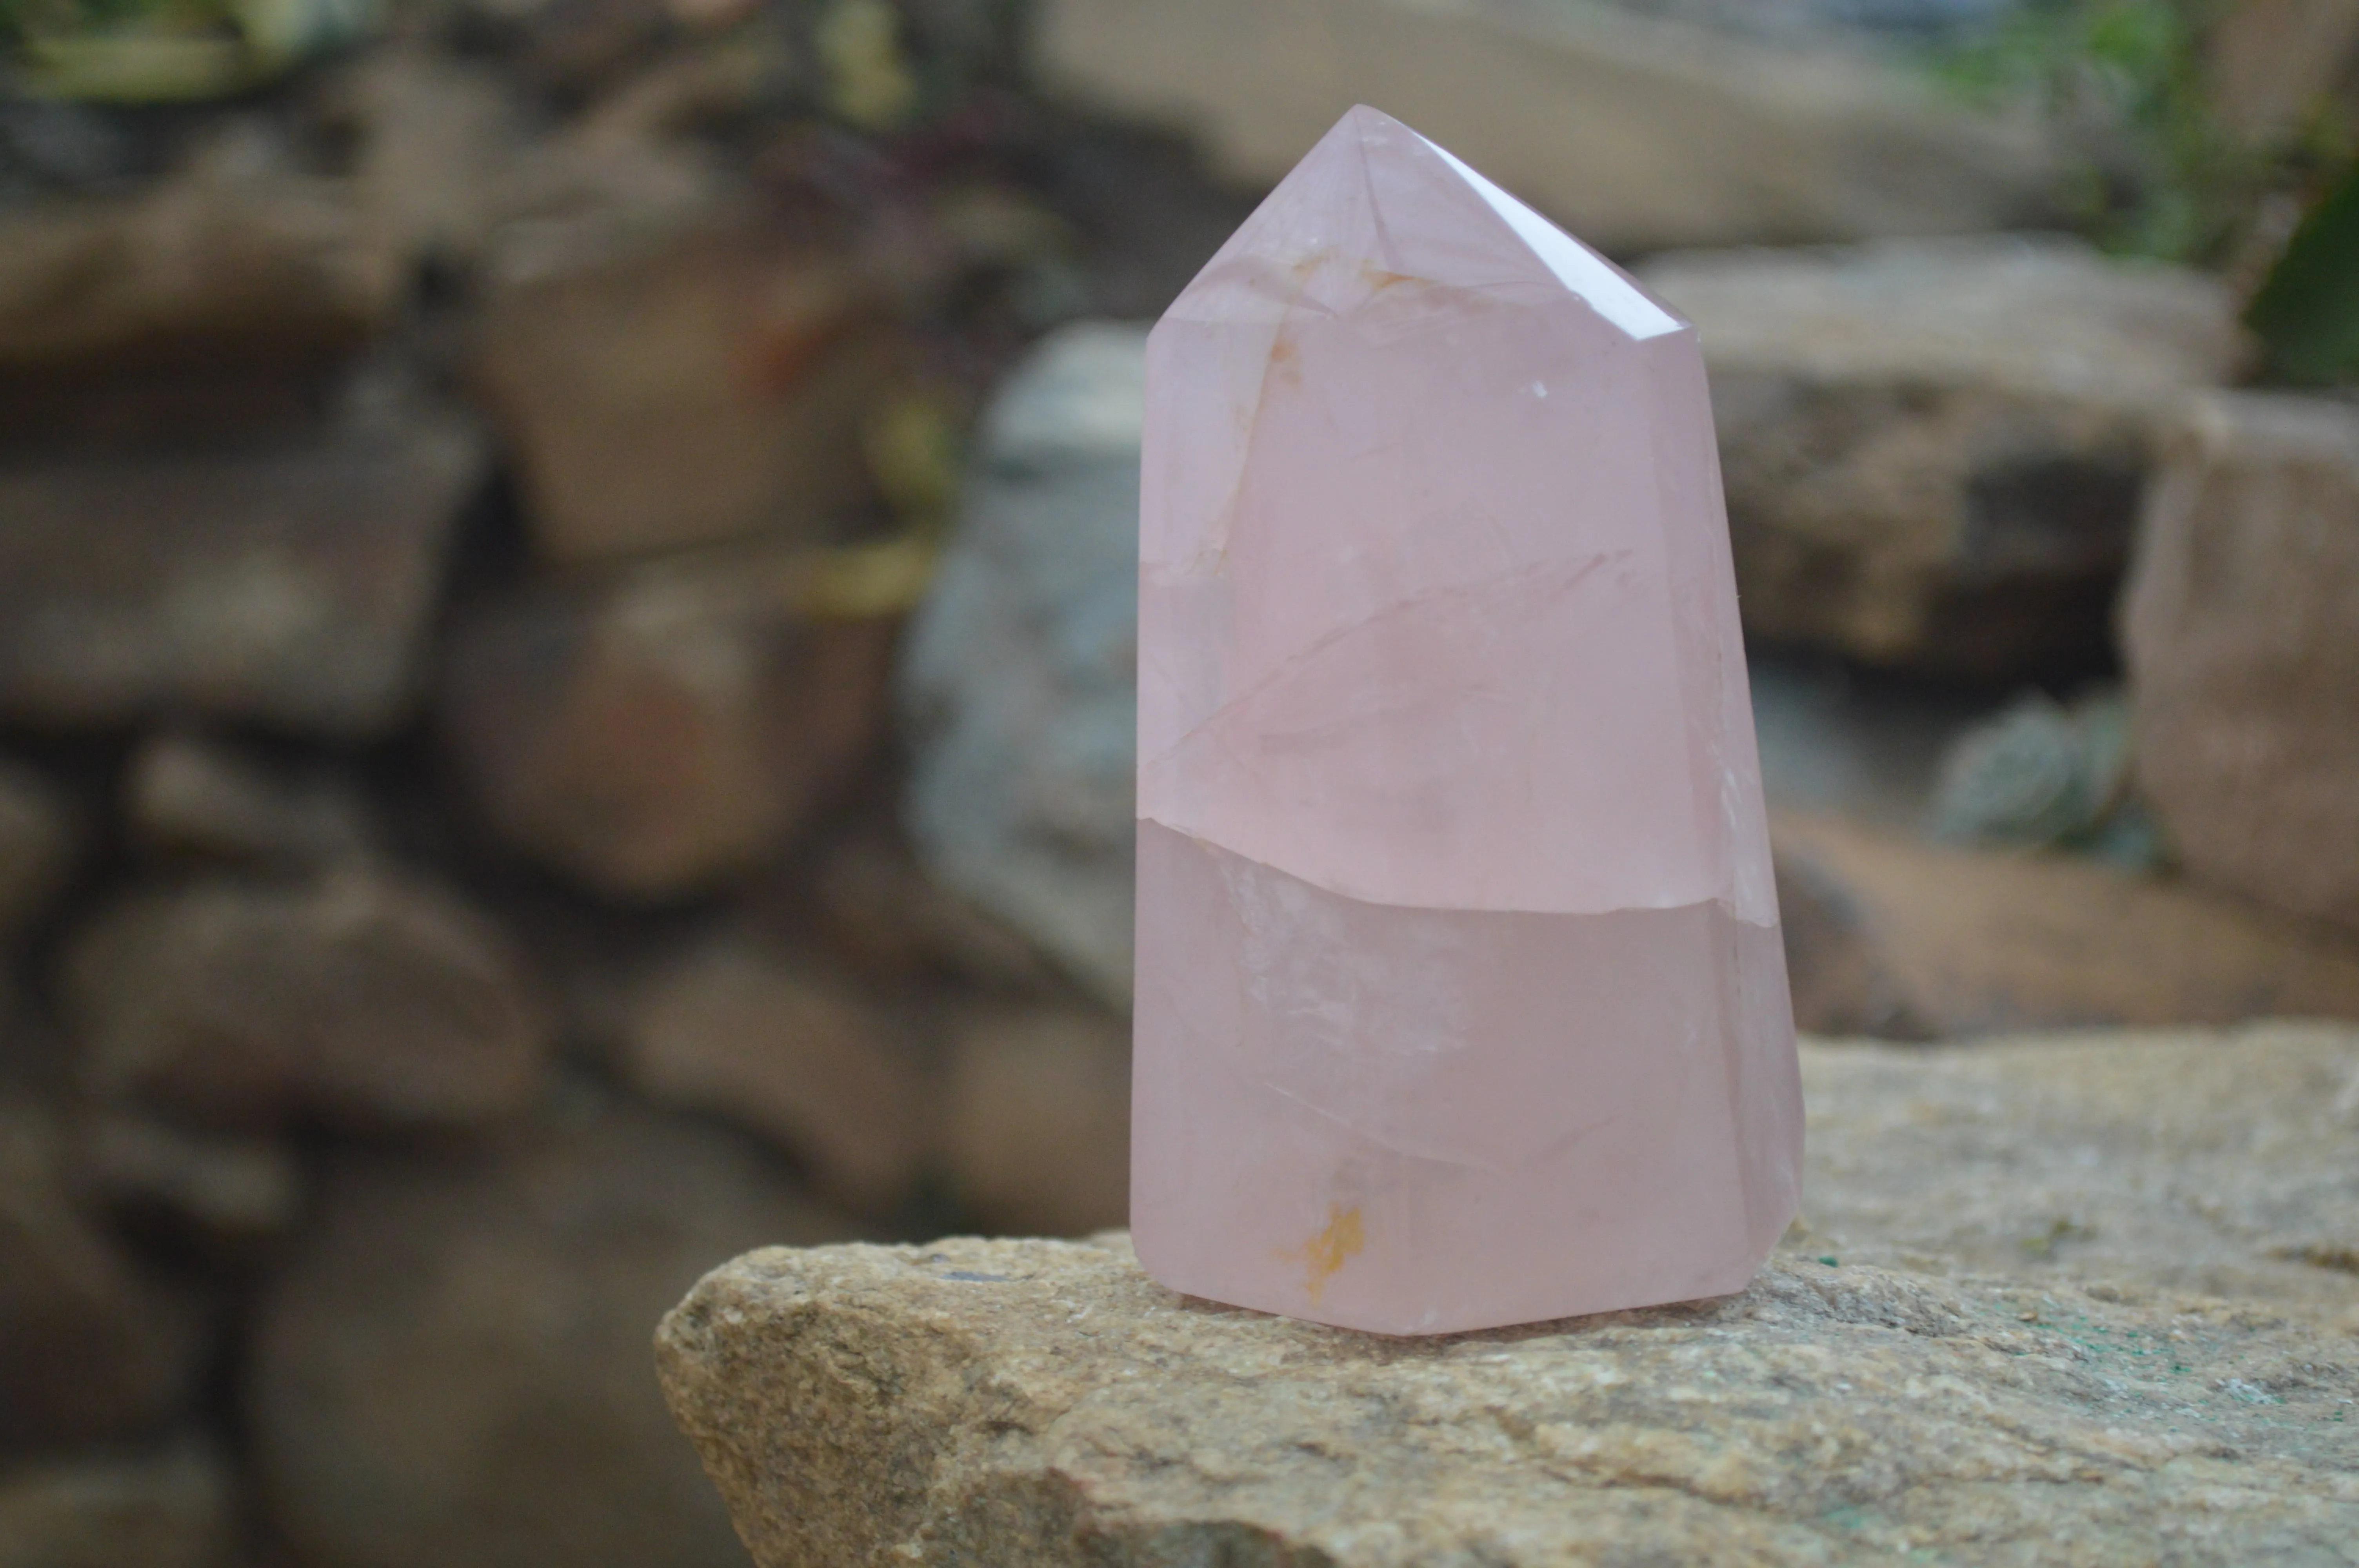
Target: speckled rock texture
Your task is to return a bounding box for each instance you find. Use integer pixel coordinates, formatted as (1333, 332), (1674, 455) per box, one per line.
(1798, 1023), (2359, 1314)
(659, 1025), (2359, 1566)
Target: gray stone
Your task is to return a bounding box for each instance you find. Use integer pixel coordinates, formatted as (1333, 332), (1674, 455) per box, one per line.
(445, 539), (898, 899)
(2123, 391), (2359, 933)
(251, 1092), (860, 1568)
(943, 1004), (1129, 1238)
(124, 731), (378, 871)
(1637, 236), (2246, 678)
(0, 1100), (204, 1452)
(64, 871), (552, 1134)
(0, 1439), (231, 1568)
(1033, 0), (2061, 255)
(621, 935), (934, 1219)
(1799, 1022), (2359, 1313)
(0, 412), (485, 739)
(1772, 812), (2359, 1038)
(901, 322), (1145, 1005)
(0, 759), (72, 943)
(661, 1236), (2359, 1567)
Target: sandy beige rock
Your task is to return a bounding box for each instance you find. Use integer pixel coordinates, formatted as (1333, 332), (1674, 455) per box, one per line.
(0, 1100), (204, 1451)
(0, 759), (71, 943)
(1034, 0), (2059, 254)
(0, 413), (485, 739)
(942, 1005), (1127, 1237)
(64, 871), (552, 1134)
(445, 542), (897, 898)
(1638, 237), (2246, 678)
(1772, 812), (2359, 1038)
(2123, 390), (2359, 933)
(251, 1093), (860, 1568)
(622, 935), (932, 1218)
(476, 211), (900, 564)
(0, 1439), (231, 1568)
(1801, 1022), (2359, 1311)
(661, 1229), (2359, 1567)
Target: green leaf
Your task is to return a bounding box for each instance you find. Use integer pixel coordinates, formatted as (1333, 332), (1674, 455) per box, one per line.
(2248, 158), (2359, 387)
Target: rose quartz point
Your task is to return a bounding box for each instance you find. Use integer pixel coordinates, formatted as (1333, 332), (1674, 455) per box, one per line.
(1131, 106), (1803, 1335)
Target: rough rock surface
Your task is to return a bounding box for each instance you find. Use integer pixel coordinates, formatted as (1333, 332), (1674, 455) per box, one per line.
(0, 413), (485, 738)
(662, 1231), (2359, 1567)
(0, 759), (71, 942)
(901, 322), (1143, 1005)
(447, 540), (897, 899)
(1639, 237), (2246, 679)
(0, 1100), (204, 1451)
(942, 1004), (1129, 1238)
(0, 1439), (231, 1568)
(1036, 0), (2059, 254)
(475, 212), (899, 564)
(2123, 390), (2359, 933)
(1772, 811), (2359, 1038)
(662, 1024), (2359, 1564)
(1801, 1023), (2359, 1313)
(64, 871), (552, 1134)
(622, 935), (933, 1218)
(251, 1093), (859, 1568)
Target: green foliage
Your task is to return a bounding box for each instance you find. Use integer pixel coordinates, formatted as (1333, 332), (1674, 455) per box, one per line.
(2246, 157), (2359, 385)
(1928, 0), (2272, 262)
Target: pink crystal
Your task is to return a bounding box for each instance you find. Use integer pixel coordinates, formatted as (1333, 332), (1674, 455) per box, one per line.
(1130, 106), (1803, 1335)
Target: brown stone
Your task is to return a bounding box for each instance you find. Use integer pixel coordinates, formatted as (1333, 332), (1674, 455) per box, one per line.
(805, 826), (1063, 993)
(250, 1092), (860, 1568)
(1637, 237), (2246, 679)
(124, 731), (377, 871)
(75, 1112), (303, 1266)
(2206, 0), (2359, 144)
(0, 1100), (204, 1452)
(0, 127), (388, 450)
(444, 542), (898, 899)
(2123, 390), (2359, 933)
(0, 1439), (231, 1568)
(1033, 0), (2062, 254)
(621, 935), (933, 1218)
(475, 212), (900, 564)
(943, 1005), (1128, 1237)
(64, 871), (552, 1134)
(1800, 1022), (2359, 1313)
(0, 412), (485, 739)
(1772, 811), (2359, 1038)
(659, 1231), (2359, 1565)
(0, 759), (72, 943)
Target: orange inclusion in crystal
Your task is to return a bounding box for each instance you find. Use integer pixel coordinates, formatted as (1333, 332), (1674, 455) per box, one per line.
(1291, 1206), (1366, 1304)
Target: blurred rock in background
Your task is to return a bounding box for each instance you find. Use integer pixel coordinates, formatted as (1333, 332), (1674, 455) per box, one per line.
(901, 320), (1143, 1007)
(2125, 390), (2359, 933)
(0, 0), (2353, 1562)
(1637, 235), (2247, 681)
(1032, 0), (2063, 253)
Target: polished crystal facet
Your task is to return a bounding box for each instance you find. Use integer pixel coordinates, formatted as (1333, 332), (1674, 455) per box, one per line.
(1131, 106), (1803, 1335)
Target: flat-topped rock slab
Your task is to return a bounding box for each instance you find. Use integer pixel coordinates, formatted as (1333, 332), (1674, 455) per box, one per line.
(660, 1025), (2359, 1564)
(662, 1234), (2357, 1566)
